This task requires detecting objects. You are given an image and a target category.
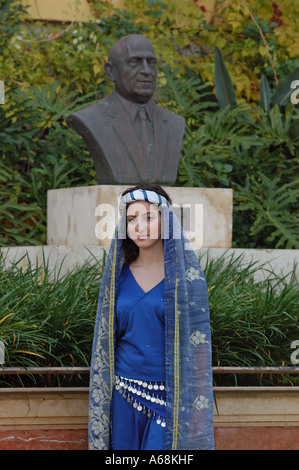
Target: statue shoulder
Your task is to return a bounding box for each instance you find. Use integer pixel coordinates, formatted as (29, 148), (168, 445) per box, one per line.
(154, 102), (185, 126)
(66, 93), (115, 127)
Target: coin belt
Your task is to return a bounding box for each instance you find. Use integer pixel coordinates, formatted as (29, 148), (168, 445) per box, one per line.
(114, 375), (166, 427)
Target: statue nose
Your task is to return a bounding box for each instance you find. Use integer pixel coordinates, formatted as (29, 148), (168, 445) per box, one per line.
(140, 59), (151, 74)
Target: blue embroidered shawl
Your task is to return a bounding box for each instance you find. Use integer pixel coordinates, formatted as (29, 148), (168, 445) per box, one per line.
(88, 190), (214, 450)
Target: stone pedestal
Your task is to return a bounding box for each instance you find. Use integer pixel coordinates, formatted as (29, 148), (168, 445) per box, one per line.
(47, 185), (233, 249)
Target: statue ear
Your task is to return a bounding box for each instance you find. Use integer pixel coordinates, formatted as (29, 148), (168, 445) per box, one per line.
(104, 62), (115, 82)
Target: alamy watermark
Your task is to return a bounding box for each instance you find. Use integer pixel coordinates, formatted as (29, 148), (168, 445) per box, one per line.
(290, 80), (299, 105)
(95, 202), (204, 249)
(290, 340), (299, 365)
(0, 80), (4, 105)
(0, 340), (4, 365)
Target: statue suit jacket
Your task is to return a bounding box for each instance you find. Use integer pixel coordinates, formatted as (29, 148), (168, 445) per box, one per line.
(66, 90), (185, 185)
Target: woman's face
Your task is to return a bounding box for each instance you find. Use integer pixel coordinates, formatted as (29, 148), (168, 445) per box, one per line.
(126, 200), (162, 248)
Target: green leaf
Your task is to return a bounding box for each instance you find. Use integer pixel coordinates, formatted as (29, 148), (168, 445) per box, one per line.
(260, 74), (271, 113)
(214, 47), (236, 109)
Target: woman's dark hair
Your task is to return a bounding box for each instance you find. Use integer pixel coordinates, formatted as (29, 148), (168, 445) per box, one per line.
(121, 182), (172, 265)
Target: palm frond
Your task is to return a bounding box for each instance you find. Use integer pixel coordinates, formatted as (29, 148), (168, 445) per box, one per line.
(235, 173), (299, 249)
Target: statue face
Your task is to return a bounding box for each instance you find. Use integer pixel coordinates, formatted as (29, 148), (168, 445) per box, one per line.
(109, 37), (157, 104)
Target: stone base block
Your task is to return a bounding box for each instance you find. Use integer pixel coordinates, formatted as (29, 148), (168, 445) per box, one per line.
(1, 246), (298, 282)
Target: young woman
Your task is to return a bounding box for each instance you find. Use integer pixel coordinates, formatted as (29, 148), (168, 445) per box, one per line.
(88, 183), (214, 450)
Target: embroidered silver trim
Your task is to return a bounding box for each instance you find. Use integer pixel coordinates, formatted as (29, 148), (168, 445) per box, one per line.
(115, 375), (166, 427)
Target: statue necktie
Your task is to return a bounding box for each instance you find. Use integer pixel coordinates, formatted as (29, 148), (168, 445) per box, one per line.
(138, 106), (149, 163)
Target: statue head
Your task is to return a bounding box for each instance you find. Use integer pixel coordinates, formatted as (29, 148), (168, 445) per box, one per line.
(104, 34), (157, 104)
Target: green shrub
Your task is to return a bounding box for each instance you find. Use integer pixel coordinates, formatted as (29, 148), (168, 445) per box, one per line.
(0, 251), (297, 386)
(159, 64), (299, 248)
(0, 0), (298, 249)
(204, 252), (299, 370)
(0, 84), (98, 246)
(0, 250), (104, 374)
(2, 0), (298, 102)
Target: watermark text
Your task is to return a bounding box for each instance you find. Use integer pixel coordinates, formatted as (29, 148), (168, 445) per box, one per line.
(290, 340), (299, 365)
(95, 202), (204, 249)
(0, 80), (4, 104)
(0, 341), (4, 364)
(290, 80), (299, 105)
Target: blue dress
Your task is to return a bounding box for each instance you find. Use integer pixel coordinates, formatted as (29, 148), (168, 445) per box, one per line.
(111, 264), (166, 449)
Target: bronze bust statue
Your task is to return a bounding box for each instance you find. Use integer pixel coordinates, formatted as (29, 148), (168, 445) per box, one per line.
(66, 34), (185, 185)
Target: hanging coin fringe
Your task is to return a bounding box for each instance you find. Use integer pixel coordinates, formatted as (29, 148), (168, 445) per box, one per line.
(115, 375), (166, 427)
